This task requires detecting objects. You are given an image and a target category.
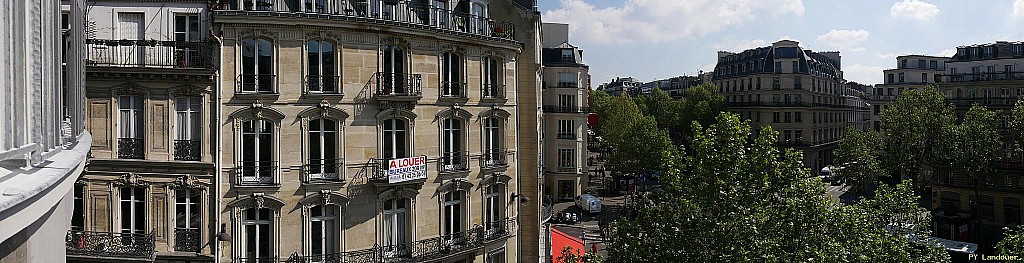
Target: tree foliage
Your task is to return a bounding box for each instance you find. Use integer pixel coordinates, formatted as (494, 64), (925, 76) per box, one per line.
(678, 83), (726, 144)
(880, 85), (955, 186)
(835, 128), (886, 194)
(998, 225), (1024, 257)
(606, 113), (949, 263)
(590, 92), (679, 176)
(1012, 99), (1024, 155)
(937, 105), (1003, 186)
(557, 246), (603, 263)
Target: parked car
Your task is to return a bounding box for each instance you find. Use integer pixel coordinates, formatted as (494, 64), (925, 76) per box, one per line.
(575, 194), (602, 214)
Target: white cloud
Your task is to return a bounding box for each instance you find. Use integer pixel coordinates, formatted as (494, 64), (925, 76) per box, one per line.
(543, 0), (805, 45)
(844, 64), (886, 85)
(890, 0), (940, 21)
(815, 29), (870, 50)
(1015, 0), (1024, 16)
(937, 48), (956, 57)
(715, 39), (769, 52)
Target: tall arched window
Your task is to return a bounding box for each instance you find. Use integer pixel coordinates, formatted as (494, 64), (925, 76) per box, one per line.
(309, 205), (338, 260)
(243, 208), (273, 260)
(382, 118), (408, 160)
(241, 119), (274, 184)
(482, 57), (501, 98)
(240, 38), (274, 93)
(381, 45), (405, 94)
(307, 119), (338, 180)
(440, 52), (462, 97)
(306, 40), (336, 93)
(382, 198), (409, 252)
(441, 118), (465, 172)
(443, 190), (465, 239)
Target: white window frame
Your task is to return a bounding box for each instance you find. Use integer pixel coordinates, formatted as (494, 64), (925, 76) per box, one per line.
(441, 52), (462, 97)
(483, 117), (502, 164)
(484, 184), (503, 227)
(382, 118), (408, 160)
(558, 148), (575, 169)
(309, 205), (338, 260)
(306, 39), (337, 93)
(443, 190), (466, 240)
(119, 95), (144, 139)
(241, 119), (275, 184)
(120, 187), (146, 235)
(441, 118), (464, 169)
(382, 198), (409, 253)
(240, 37), (275, 93)
(175, 96), (201, 141)
(482, 56), (501, 97)
(558, 119), (574, 139)
(175, 189), (201, 230)
(307, 119), (338, 180)
(242, 208), (274, 260)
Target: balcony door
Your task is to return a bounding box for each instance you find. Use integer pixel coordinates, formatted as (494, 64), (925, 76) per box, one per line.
(383, 198), (409, 255)
(443, 190), (465, 241)
(382, 119), (408, 160)
(120, 187), (146, 235)
(241, 120), (274, 183)
(308, 119), (338, 180)
(174, 14), (200, 67)
(243, 208), (273, 261)
(483, 118), (501, 164)
(117, 12), (144, 66)
(174, 189), (201, 252)
(119, 96), (145, 159)
(174, 97), (201, 161)
(382, 45), (405, 94)
(441, 119), (463, 170)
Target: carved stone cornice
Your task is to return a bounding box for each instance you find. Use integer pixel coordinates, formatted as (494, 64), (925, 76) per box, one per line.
(171, 174), (205, 189)
(171, 84), (210, 97)
(114, 173), (149, 187)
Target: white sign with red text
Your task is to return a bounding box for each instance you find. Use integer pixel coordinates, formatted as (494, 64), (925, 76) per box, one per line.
(388, 156), (427, 183)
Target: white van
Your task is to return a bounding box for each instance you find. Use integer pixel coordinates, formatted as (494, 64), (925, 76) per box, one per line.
(575, 194), (602, 214)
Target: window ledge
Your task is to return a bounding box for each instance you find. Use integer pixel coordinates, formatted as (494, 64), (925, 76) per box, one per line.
(233, 93), (280, 99)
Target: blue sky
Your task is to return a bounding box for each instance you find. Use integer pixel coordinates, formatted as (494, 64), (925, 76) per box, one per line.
(539, 0), (1024, 85)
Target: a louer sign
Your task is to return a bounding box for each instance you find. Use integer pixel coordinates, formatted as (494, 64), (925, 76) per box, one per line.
(388, 156), (427, 183)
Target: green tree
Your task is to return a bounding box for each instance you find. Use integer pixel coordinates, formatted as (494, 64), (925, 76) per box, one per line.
(606, 113), (948, 263)
(601, 94), (678, 176)
(557, 246), (603, 263)
(1011, 99), (1024, 155)
(835, 128), (886, 195)
(678, 83), (726, 145)
(997, 225), (1024, 257)
(880, 85), (955, 187)
(936, 104), (1003, 239)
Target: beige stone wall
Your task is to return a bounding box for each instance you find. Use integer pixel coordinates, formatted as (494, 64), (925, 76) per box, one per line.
(215, 19), (529, 262)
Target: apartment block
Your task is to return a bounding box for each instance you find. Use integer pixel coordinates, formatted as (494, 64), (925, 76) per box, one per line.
(868, 55), (947, 132)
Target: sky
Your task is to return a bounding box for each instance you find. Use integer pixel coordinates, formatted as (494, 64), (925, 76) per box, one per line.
(539, 0), (1024, 86)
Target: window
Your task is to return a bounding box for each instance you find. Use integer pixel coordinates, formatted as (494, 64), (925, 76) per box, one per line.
(120, 187), (146, 235)
(306, 40), (337, 93)
(441, 52), (463, 97)
(978, 195), (994, 222)
(773, 112), (780, 123)
(794, 77), (801, 90)
(1015, 45), (1024, 57)
(441, 118), (465, 172)
(917, 59), (926, 69)
(71, 184), (84, 231)
(174, 97), (201, 161)
(175, 189), (201, 251)
(557, 120), (574, 139)
(310, 205), (338, 259)
(772, 77), (780, 90)
(383, 198), (409, 250)
(174, 14), (200, 67)
(1006, 197), (1021, 225)
(244, 0), (275, 10)
(443, 190), (466, 239)
(483, 57), (501, 98)
(241, 120), (274, 184)
(119, 96), (145, 159)
(557, 72), (576, 88)
(557, 148), (575, 170)
(795, 130), (802, 143)
(240, 38), (274, 93)
(483, 118), (503, 164)
(382, 119), (408, 160)
(487, 248), (506, 263)
(930, 60), (938, 69)
(900, 59), (907, 69)
(921, 73), (927, 83)
(795, 112), (802, 123)
(791, 61), (798, 72)
(381, 45), (406, 94)
(307, 119), (338, 180)
(485, 184), (503, 229)
(305, 0), (327, 13)
(873, 105), (880, 115)
(243, 208), (273, 260)
(557, 94), (577, 112)
(756, 77), (761, 89)
(898, 73), (904, 83)
(774, 61), (781, 73)
(784, 112), (792, 123)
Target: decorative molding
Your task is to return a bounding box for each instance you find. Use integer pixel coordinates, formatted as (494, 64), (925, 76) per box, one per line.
(435, 105), (472, 121)
(298, 190), (351, 208)
(113, 82), (147, 95)
(437, 179), (473, 193)
(482, 50), (508, 60)
(171, 175), (205, 189)
(480, 173), (512, 186)
(171, 84), (209, 97)
(114, 173), (149, 187)
(478, 107), (511, 120)
(379, 186), (419, 201)
(377, 101), (415, 111)
(228, 101), (286, 122)
(380, 36), (410, 48)
(376, 107), (417, 121)
(298, 100), (350, 121)
(224, 192), (287, 210)
(440, 43), (466, 55)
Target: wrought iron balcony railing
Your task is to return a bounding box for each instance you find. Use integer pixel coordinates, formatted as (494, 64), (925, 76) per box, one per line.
(215, 0), (517, 42)
(438, 151), (469, 174)
(236, 74), (277, 94)
(481, 83), (504, 99)
(556, 133), (576, 139)
(66, 230), (156, 260)
(555, 81), (579, 88)
(235, 258), (280, 263)
(85, 39), (213, 68)
(303, 158), (344, 183)
(479, 150), (509, 168)
(118, 138), (145, 159)
(235, 161), (279, 186)
(368, 158), (426, 184)
(439, 81), (467, 98)
(542, 105), (589, 114)
(304, 75), (342, 94)
(938, 72), (1024, 83)
(373, 72), (422, 99)
(173, 139), (202, 161)
(947, 98), (1021, 107)
(174, 228), (201, 252)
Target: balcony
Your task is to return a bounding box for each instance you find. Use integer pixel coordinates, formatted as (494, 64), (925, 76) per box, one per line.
(118, 138), (145, 159)
(870, 95), (898, 101)
(481, 84), (505, 99)
(947, 98), (1020, 107)
(304, 75), (342, 95)
(372, 72), (422, 101)
(66, 230), (156, 261)
(302, 158), (345, 183)
(173, 228), (201, 253)
(939, 72), (1024, 83)
(439, 81), (467, 99)
(173, 139), (202, 161)
(438, 151), (470, 174)
(542, 105), (589, 114)
(85, 39), (212, 69)
(369, 158), (427, 185)
(234, 161), (280, 186)
(236, 74), (278, 94)
(557, 166), (577, 173)
(555, 82), (579, 88)
(214, 0), (517, 43)
(479, 150), (509, 169)
(556, 133), (576, 140)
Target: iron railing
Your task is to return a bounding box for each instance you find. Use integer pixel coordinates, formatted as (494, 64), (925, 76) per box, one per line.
(305, 75), (342, 94)
(174, 228), (201, 252)
(479, 150), (509, 168)
(236, 74), (277, 94)
(373, 72), (422, 98)
(85, 39), (212, 68)
(439, 81), (467, 98)
(235, 161), (279, 186)
(542, 105), (589, 114)
(556, 133), (576, 139)
(173, 139), (202, 161)
(437, 151), (469, 173)
(216, 0), (517, 42)
(947, 98), (1021, 107)
(66, 230), (156, 260)
(939, 72), (1024, 83)
(368, 158), (426, 183)
(555, 81), (578, 88)
(481, 83), (504, 99)
(117, 138), (145, 159)
(235, 258), (280, 263)
(303, 158), (344, 183)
